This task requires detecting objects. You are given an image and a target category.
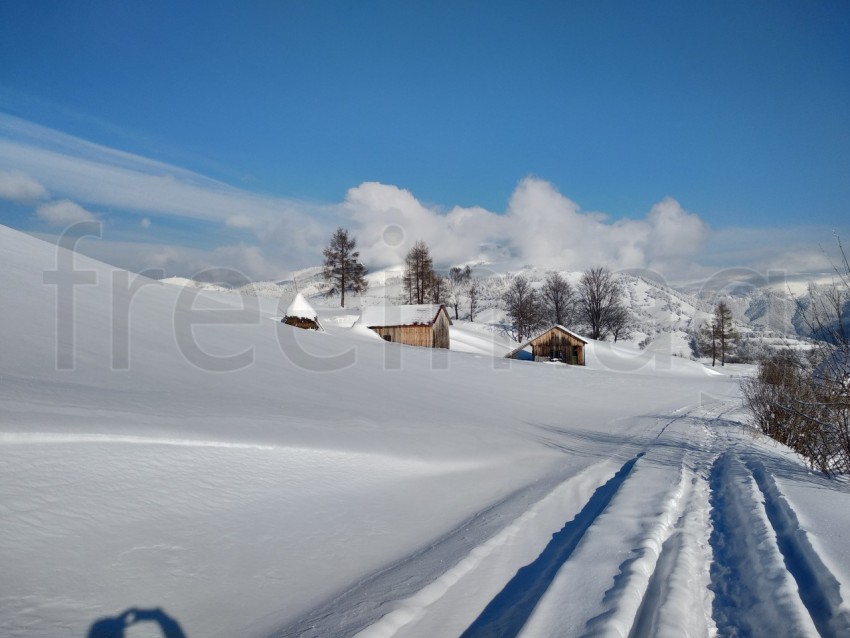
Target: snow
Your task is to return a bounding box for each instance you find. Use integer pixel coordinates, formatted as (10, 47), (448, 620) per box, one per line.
(355, 303), (446, 327)
(284, 291), (317, 320)
(158, 276), (231, 293)
(2, 224), (850, 637)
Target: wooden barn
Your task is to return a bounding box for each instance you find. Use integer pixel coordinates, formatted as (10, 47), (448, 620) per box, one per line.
(282, 293), (321, 330)
(505, 325), (587, 365)
(356, 304), (452, 349)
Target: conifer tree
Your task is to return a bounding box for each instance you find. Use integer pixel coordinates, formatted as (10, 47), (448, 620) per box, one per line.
(322, 228), (367, 308)
(713, 300), (737, 366)
(403, 240), (436, 304)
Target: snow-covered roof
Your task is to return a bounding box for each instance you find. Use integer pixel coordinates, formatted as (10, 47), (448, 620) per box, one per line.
(284, 293), (317, 320)
(504, 325), (588, 358)
(356, 304), (448, 328)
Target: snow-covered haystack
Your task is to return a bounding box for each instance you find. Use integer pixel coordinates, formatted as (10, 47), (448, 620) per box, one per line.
(282, 292), (321, 330)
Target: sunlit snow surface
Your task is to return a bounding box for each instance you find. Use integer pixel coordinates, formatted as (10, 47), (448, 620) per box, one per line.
(2, 225), (850, 637)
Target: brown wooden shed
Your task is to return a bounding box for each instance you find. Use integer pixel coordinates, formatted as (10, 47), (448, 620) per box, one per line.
(505, 325), (587, 365)
(356, 304), (452, 349)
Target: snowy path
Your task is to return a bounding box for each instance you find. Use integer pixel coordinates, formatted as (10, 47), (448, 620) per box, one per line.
(332, 397), (850, 638)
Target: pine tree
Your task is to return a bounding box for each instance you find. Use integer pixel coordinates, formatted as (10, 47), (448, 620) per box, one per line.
(713, 301), (737, 366)
(322, 228), (368, 308)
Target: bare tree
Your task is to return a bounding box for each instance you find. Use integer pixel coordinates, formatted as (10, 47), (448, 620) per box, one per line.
(743, 234), (850, 475)
(322, 227), (368, 308)
(608, 305), (633, 343)
(503, 275), (545, 342)
(577, 267), (626, 340)
(467, 277), (482, 322)
(403, 240), (436, 304)
(697, 319), (718, 366)
(541, 271), (574, 327)
(447, 265), (472, 319)
(430, 273), (448, 305)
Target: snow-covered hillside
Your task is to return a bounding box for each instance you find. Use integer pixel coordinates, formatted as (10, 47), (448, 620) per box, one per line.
(3, 225), (850, 637)
(229, 262), (812, 362)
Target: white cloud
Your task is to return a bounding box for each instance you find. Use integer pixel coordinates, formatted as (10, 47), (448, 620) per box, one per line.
(225, 214), (257, 229)
(343, 178), (710, 277)
(0, 169), (48, 202)
(0, 113), (336, 262)
(4, 113), (844, 285)
(35, 200), (98, 226)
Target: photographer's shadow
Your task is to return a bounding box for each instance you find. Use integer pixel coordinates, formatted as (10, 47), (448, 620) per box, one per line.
(88, 607), (186, 638)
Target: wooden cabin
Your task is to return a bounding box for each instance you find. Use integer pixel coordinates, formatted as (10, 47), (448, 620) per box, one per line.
(505, 325), (587, 365)
(356, 304), (452, 349)
(282, 293), (321, 330)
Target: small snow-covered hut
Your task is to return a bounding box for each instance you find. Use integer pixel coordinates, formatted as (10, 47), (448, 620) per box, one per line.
(505, 325), (587, 365)
(356, 304), (451, 349)
(282, 293), (321, 330)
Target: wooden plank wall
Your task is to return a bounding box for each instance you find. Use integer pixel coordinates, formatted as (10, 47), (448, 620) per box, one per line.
(370, 325), (434, 347)
(432, 311), (451, 349)
(530, 329), (585, 365)
(368, 308), (452, 349)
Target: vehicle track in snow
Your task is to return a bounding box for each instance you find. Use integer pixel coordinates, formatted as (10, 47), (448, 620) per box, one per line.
(460, 453), (644, 637)
(709, 452), (850, 638)
(284, 397), (850, 638)
(515, 405), (717, 638)
(351, 402), (725, 638)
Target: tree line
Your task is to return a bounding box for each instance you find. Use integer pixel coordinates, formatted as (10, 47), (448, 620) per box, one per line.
(321, 230), (483, 318)
(501, 267), (633, 343)
(321, 228), (640, 342)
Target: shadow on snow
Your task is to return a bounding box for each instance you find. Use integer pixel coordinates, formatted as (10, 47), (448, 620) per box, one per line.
(460, 453), (644, 638)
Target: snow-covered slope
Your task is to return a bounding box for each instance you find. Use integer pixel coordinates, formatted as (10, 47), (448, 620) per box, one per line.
(234, 261), (814, 363)
(3, 225), (850, 638)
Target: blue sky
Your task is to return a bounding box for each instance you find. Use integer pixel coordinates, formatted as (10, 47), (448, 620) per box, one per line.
(0, 1), (848, 282)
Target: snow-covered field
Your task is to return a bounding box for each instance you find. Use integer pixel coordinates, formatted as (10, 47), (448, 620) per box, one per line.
(3, 224), (850, 637)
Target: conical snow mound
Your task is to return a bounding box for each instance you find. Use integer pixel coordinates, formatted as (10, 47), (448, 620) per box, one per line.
(285, 292), (317, 320)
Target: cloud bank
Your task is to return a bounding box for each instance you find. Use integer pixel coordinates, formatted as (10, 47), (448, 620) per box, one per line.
(346, 179), (709, 274)
(0, 113), (842, 284)
(35, 200), (97, 226)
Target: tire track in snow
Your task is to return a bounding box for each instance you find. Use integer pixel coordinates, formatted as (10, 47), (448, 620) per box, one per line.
(627, 471), (709, 638)
(745, 458), (850, 637)
(708, 453), (820, 637)
(577, 464), (691, 638)
(477, 407), (717, 638)
(279, 459), (624, 638)
(459, 453), (644, 638)
(625, 403), (734, 638)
